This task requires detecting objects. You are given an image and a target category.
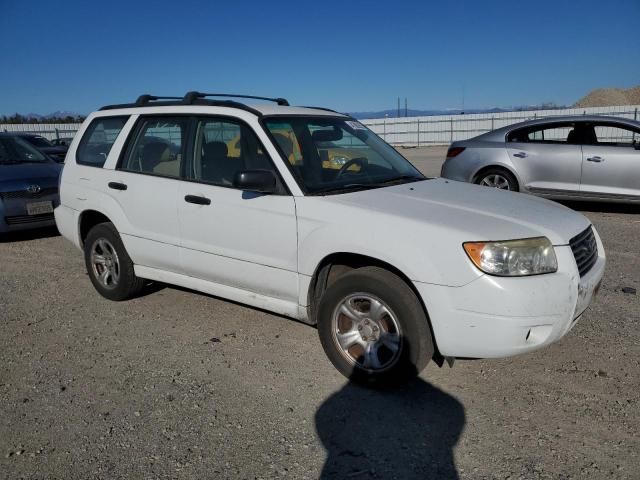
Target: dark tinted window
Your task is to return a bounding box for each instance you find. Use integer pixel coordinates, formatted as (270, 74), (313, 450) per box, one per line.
(120, 117), (188, 177)
(77, 117), (128, 167)
(188, 117), (275, 186)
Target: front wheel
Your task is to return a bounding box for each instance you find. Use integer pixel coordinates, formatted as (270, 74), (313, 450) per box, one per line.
(317, 266), (434, 386)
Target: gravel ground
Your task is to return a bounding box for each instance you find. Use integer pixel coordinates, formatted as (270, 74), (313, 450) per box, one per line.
(1, 148), (638, 479)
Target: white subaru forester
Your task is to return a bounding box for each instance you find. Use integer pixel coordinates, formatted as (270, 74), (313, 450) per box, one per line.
(55, 92), (605, 385)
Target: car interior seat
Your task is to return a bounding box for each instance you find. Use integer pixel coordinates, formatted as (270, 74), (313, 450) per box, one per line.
(202, 141), (243, 184)
(566, 129), (578, 144)
(139, 141), (171, 173)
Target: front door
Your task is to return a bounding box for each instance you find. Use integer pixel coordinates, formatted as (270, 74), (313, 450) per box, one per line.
(177, 116), (299, 303)
(579, 122), (640, 199)
(506, 121), (584, 194)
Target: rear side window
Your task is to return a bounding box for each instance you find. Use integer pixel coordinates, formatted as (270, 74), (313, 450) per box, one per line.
(508, 122), (576, 144)
(120, 116), (189, 178)
(77, 117), (128, 167)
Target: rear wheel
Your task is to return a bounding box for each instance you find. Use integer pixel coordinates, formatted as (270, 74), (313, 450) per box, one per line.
(475, 168), (518, 191)
(83, 222), (144, 301)
(317, 266), (434, 386)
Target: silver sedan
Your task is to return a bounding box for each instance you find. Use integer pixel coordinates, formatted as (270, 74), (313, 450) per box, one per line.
(441, 115), (640, 203)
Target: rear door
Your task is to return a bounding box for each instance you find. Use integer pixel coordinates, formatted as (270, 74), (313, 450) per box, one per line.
(579, 122), (640, 199)
(108, 115), (189, 273)
(506, 121), (583, 194)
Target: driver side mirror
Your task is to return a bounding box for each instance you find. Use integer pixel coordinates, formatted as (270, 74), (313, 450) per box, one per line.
(233, 170), (277, 194)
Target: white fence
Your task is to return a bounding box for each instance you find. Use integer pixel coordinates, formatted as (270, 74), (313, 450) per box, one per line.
(361, 105), (640, 146)
(2, 104), (639, 146)
(0, 122), (82, 140)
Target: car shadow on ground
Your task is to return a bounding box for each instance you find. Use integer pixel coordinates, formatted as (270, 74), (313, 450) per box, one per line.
(315, 376), (465, 479)
(558, 200), (640, 214)
(0, 226), (60, 243)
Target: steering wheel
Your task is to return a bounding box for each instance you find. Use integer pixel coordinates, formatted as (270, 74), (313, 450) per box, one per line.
(337, 157), (368, 177)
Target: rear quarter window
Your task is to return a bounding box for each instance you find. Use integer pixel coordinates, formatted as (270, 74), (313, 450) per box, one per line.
(76, 116), (128, 167)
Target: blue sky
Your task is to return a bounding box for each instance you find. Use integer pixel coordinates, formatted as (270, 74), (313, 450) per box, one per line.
(1, 0), (638, 115)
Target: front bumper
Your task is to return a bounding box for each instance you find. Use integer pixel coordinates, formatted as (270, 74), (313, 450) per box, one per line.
(416, 230), (606, 358)
(0, 196), (59, 233)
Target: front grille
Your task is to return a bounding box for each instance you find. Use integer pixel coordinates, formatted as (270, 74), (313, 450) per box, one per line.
(5, 213), (55, 225)
(0, 187), (58, 200)
(569, 226), (598, 277)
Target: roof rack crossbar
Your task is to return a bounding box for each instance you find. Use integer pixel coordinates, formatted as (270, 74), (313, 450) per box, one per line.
(183, 91), (289, 106)
(135, 94), (182, 106)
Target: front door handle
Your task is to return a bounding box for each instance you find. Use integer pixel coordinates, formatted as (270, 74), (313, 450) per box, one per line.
(108, 182), (127, 190)
(587, 156), (604, 163)
(513, 151), (528, 158)
(184, 194), (211, 205)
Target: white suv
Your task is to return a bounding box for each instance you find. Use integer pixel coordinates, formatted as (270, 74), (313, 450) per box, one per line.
(56, 92), (605, 385)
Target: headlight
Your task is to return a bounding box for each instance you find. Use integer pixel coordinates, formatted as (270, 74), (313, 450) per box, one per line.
(463, 237), (557, 276)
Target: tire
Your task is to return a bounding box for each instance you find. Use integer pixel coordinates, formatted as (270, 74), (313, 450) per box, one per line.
(475, 168), (519, 191)
(83, 222), (145, 301)
(317, 266), (434, 386)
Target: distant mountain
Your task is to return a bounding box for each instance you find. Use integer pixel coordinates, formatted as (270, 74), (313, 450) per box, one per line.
(349, 103), (566, 120)
(1, 111), (85, 123)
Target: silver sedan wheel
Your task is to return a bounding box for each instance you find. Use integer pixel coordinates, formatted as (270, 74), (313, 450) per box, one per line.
(479, 173), (512, 190)
(332, 293), (402, 372)
(90, 238), (120, 289)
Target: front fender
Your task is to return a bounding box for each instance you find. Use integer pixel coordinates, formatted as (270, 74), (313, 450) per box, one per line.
(296, 200), (482, 287)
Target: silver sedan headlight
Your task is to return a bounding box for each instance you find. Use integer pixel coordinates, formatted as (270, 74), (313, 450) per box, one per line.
(463, 237), (557, 276)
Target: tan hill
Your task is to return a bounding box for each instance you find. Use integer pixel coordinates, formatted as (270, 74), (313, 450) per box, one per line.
(574, 86), (640, 108)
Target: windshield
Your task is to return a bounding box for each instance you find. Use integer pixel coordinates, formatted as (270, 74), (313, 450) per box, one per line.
(0, 136), (50, 164)
(264, 117), (425, 194)
(26, 136), (53, 148)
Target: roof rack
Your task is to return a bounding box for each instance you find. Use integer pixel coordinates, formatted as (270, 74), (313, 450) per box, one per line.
(99, 91), (289, 115)
(182, 91), (289, 106)
(299, 106), (344, 115)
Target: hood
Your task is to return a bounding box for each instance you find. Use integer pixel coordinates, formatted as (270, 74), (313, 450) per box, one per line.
(0, 162), (62, 191)
(329, 178), (590, 245)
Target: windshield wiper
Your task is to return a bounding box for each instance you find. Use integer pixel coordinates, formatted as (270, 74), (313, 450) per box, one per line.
(373, 174), (425, 185)
(308, 175), (426, 195)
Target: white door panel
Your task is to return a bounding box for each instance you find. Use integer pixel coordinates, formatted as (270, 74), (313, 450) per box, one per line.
(177, 184), (298, 302)
(106, 172), (181, 272)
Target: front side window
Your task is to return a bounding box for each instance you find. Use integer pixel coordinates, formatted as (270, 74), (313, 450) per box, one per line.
(0, 136), (49, 164)
(188, 117), (275, 186)
(121, 117), (188, 177)
(77, 116), (128, 167)
(264, 117), (424, 194)
(592, 123), (640, 147)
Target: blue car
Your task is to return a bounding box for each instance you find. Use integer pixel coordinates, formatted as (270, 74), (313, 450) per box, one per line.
(0, 133), (62, 234)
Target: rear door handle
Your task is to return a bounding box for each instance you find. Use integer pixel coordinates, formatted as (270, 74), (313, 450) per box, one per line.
(513, 151), (528, 158)
(184, 194), (211, 205)
(587, 156), (604, 163)
(108, 182), (127, 190)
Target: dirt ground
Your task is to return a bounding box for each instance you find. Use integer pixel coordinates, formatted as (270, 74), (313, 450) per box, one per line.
(1, 147), (638, 479)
